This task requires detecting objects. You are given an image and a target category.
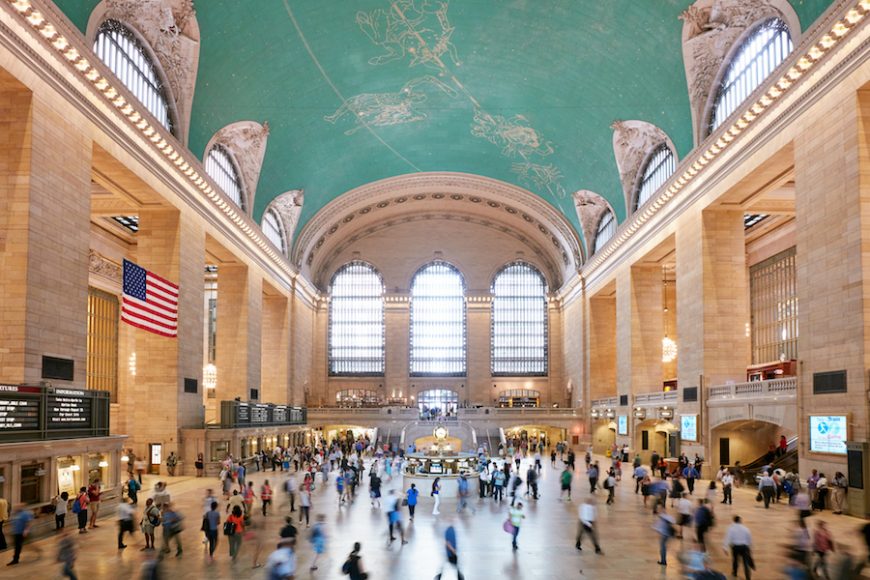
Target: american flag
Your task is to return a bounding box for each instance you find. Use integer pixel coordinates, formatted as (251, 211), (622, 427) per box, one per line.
(122, 259), (179, 338)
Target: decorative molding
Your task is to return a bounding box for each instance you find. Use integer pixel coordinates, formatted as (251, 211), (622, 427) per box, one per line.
(680, 0), (800, 145)
(573, 190), (614, 256)
(208, 120), (270, 214)
(610, 120), (672, 215)
(292, 173), (585, 289)
(88, 249), (122, 282)
(267, 188), (304, 248)
(94, 0), (200, 144)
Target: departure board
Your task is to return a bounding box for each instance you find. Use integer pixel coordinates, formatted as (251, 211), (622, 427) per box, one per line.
(0, 385), (41, 431)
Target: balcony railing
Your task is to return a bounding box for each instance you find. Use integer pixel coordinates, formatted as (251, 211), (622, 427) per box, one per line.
(707, 377), (797, 401)
(634, 391), (679, 406)
(591, 397), (618, 409)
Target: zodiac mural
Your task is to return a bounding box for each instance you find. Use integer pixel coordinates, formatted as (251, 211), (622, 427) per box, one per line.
(324, 76), (457, 135)
(355, 0), (461, 69)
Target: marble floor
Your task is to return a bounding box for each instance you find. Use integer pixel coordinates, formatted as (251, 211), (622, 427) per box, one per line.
(3, 456), (869, 579)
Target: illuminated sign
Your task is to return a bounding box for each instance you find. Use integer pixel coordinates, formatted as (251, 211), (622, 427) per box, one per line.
(680, 415), (698, 441)
(809, 415), (847, 455)
(617, 415), (628, 435)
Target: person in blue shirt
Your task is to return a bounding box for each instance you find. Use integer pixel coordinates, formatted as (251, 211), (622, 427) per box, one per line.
(435, 525), (464, 580)
(7, 504), (34, 565)
(682, 464), (700, 495)
(406, 483), (419, 521)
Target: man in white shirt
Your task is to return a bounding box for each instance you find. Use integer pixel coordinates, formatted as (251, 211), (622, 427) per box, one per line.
(723, 515), (753, 579)
(116, 499), (136, 549)
(575, 497), (603, 554)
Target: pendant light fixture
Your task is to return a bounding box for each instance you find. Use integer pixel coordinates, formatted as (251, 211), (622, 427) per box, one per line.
(662, 265), (677, 363)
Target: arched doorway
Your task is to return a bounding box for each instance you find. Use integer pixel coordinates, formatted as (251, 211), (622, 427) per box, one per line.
(417, 389), (459, 418)
(710, 419), (796, 473)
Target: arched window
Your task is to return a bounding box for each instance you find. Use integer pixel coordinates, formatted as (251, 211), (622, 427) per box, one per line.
(262, 209), (286, 254)
(410, 261), (466, 376)
(93, 20), (173, 133)
(205, 145), (245, 210)
(328, 262), (385, 376)
(593, 209), (616, 254)
(635, 144), (676, 211)
(335, 389), (382, 408)
(491, 262), (548, 375)
(710, 18), (793, 133)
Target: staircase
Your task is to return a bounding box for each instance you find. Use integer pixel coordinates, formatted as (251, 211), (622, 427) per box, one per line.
(733, 436), (798, 484)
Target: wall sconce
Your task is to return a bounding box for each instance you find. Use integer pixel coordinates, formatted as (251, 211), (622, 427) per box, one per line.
(121, 455), (129, 462)
(591, 409), (601, 419)
(98, 460), (109, 468)
(35, 468), (47, 476)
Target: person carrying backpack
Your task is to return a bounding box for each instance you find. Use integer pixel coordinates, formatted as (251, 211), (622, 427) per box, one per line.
(126, 474), (140, 505)
(72, 487), (89, 534)
(341, 542), (368, 579)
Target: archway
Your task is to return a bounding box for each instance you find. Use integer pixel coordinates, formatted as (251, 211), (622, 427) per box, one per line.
(634, 419), (679, 464)
(710, 419), (796, 473)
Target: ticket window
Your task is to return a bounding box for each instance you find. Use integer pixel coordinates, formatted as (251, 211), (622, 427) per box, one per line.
(20, 463), (45, 505)
(87, 453), (108, 485)
(56, 456), (82, 496)
(210, 441), (229, 462)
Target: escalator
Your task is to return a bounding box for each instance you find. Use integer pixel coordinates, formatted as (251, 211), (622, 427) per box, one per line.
(732, 436), (798, 484)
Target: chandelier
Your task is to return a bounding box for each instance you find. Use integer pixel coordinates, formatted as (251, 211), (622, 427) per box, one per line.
(661, 266), (677, 363)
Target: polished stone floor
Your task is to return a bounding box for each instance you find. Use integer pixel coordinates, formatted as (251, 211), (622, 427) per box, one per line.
(3, 455), (869, 579)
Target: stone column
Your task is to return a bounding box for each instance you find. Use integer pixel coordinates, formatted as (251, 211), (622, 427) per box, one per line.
(466, 298), (490, 407)
(588, 295), (617, 401)
(794, 89), (870, 486)
(261, 289), (290, 405)
(616, 266), (664, 397)
(0, 87), (91, 387)
(384, 296), (410, 404)
(216, 264), (262, 401)
(132, 209), (205, 459)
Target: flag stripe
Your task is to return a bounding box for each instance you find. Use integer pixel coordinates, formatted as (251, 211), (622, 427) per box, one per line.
(122, 259), (179, 338)
(123, 295), (178, 322)
(121, 307), (177, 332)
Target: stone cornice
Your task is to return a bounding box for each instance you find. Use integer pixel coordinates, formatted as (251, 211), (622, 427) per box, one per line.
(581, 0), (869, 289)
(0, 0), (300, 296)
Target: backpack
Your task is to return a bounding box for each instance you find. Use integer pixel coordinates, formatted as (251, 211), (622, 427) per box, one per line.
(341, 558), (352, 575)
(71, 497), (82, 514)
(603, 479), (612, 490)
(223, 520), (236, 536)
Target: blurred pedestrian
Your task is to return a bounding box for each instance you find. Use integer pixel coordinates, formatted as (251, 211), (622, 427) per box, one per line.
(6, 503), (34, 565)
(723, 515), (754, 580)
(575, 497), (603, 554)
(435, 526), (464, 580)
(57, 528), (77, 580)
(812, 520), (835, 580)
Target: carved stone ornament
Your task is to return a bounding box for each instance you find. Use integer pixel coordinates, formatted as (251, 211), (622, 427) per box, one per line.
(88, 249), (122, 283)
(268, 189), (304, 247)
(573, 190), (613, 255)
(101, 0), (199, 141)
(610, 120), (669, 213)
(212, 121), (270, 212)
(680, 0), (787, 144)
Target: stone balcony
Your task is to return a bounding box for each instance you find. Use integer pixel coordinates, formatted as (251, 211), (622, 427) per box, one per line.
(706, 377), (797, 405)
(633, 390), (679, 407)
(590, 396), (618, 409)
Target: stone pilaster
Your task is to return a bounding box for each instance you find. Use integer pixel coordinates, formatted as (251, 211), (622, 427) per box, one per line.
(384, 298), (410, 403)
(131, 208), (205, 459)
(588, 295), (617, 400)
(216, 264), (261, 401)
(0, 87), (92, 387)
(794, 89), (870, 482)
(261, 290), (290, 405)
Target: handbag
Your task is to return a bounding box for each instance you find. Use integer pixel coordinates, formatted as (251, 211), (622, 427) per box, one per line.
(755, 492), (763, 502)
(401, 498), (408, 506)
(502, 518), (515, 534)
(223, 520), (236, 536)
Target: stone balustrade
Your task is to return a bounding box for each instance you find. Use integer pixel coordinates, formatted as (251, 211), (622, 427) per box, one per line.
(707, 376), (797, 401)
(633, 390), (679, 406)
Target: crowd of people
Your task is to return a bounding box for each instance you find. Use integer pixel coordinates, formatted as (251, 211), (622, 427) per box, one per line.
(2, 432), (869, 579)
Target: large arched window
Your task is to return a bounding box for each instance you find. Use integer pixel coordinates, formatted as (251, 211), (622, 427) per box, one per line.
(417, 389), (459, 416)
(710, 18), (793, 133)
(593, 209), (616, 254)
(410, 262), (466, 376)
(262, 209), (286, 254)
(328, 262), (385, 376)
(491, 262), (548, 375)
(205, 145), (245, 210)
(94, 20), (173, 133)
(634, 144), (676, 211)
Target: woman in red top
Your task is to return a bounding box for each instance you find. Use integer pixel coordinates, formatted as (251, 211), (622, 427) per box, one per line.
(260, 480), (272, 516)
(75, 487), (89, 533)
(226, 505), (245, 560)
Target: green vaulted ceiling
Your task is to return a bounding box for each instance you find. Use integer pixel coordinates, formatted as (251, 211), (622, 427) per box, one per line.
(56, 0), (833, 240)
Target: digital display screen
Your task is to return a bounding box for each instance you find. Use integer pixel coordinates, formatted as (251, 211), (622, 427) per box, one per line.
(809, 415), (848, 455)
(680, 415), (698, 441)
(429, 463), (443, 474)
(617, 415), (628, 435)
(47, 389), (91, 429)
(0, 385), (40, 431)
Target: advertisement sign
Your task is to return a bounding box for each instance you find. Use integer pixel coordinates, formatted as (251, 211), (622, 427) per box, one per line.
(680, 415), (698, 441)
(617, 415), (628, 435)
(809, 415), (848, 455)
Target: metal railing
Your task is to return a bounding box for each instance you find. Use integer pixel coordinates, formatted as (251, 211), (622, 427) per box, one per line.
(707, 377), (797, 400)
